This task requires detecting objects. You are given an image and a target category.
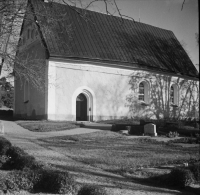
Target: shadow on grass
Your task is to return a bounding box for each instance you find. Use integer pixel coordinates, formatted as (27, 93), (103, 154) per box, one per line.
(50, 163), (198, 195)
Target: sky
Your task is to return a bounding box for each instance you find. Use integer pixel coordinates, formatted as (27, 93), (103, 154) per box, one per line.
(79, 0), (199, 70)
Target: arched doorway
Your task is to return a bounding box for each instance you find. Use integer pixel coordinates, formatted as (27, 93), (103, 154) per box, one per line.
(76, 93), (87, 121)
(72, 86), (96, 122)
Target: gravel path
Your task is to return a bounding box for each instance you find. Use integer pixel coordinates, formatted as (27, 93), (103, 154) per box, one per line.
(0, 120), (197, 195)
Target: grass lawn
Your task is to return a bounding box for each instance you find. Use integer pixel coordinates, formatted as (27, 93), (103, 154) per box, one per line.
(38, 131), (199, 175)
(16, 121), (79, 132)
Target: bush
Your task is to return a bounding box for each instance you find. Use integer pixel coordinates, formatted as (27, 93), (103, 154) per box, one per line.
(1, 168), (77, 194)
(4, 146), (42, 170)
(168, 167), (194, 188)
(78, 185), (107, 195)
(128, 125), (144, 135)
(166, 131), (179, 138)
(189, 163), (200, 182)
(0, 140), (77, 194)
(2, 169), (42, 192)
(0, 155), (10, 169)
(37, 169), (77, 194)
(0, 110), (13, 117)
(0, 137), (11, 155)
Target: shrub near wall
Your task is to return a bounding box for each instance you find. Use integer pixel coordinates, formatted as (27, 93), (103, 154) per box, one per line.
(128, 125), (144, 135)
(111, 124), (144, 135)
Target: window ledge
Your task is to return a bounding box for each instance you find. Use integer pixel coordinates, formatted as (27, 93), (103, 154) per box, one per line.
(140, 101), (149, 106)
(170, 104), (179, 108)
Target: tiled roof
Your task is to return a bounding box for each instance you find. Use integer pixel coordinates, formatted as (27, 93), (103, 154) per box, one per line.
(32, 1), (198, 78)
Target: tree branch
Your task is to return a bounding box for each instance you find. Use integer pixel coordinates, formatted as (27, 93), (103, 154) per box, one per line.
(181, 0), (186, 11)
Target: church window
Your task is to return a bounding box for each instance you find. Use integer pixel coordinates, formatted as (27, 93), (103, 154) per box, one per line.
(170, 84), (178, 106)
(138, 81), (150, 103)
(139, 83), (145, 101)
(170, 86), (174, 104)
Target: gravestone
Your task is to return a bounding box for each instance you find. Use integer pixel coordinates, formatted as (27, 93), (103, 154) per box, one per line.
(0, 121), (4, 134)
(144, 123), (157, 136)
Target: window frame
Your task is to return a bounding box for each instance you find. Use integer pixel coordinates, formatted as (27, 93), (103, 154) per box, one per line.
(138, 81), (150, 104)
(139, 83), (145, 101)
(170, 85), (175, 104)
(170, 84), (179, 106)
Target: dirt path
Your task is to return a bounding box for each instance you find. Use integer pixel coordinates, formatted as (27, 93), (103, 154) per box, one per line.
(1, 120), (197, 195)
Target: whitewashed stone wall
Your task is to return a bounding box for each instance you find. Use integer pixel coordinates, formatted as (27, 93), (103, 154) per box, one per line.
(47, 59), (199, 121)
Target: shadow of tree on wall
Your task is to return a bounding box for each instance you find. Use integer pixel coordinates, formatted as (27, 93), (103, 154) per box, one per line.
(93, 75), (128, 120)
(122, 32), (199, 120)
(126, 73), (199, 120)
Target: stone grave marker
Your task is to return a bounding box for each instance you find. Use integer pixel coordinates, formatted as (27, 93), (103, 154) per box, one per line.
(144, 123), (157, 136)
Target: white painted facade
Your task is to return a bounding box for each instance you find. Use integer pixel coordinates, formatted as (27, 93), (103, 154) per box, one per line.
(45, 59), (199, 121)
(47, 59), (133, 121)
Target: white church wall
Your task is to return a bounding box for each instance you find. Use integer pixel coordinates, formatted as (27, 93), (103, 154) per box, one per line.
(47, 60), (132, 121)
(47, 59), (199, 121)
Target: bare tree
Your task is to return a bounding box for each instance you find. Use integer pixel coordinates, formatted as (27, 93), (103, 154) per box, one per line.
(0, 0), (26, 76)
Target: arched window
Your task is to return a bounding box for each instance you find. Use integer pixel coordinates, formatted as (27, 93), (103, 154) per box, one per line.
(138, 81), (150, 103)
(170, 86), (175, 104)
(139, 83), (145, 101)
(170, 84), (179, 106)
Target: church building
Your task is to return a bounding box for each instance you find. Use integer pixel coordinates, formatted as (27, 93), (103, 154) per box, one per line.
(14, 0), (199, 121)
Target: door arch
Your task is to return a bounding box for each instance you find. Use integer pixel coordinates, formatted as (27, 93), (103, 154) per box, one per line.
(72, 86), (96, 121)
